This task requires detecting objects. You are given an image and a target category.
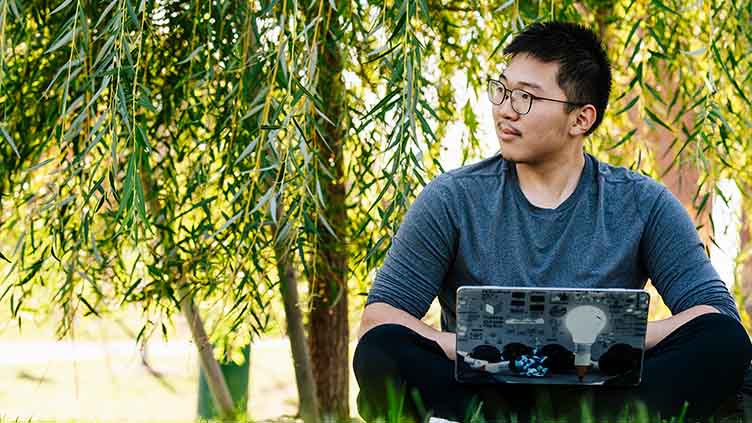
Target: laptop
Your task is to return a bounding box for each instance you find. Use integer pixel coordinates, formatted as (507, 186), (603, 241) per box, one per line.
(455, 286), (650, 386)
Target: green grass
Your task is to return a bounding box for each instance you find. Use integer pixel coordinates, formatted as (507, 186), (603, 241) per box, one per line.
(0, 311), (360, 423)
(0, 305), (743, 423)
(362, 384), (748, 423)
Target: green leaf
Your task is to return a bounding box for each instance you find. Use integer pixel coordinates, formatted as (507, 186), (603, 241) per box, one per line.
(609, 128), (638, 150)
(50, 0), (75, 16)
(1, 127), (20, 158)
(415, 110), (436, 142)
(46, 30), (75, 54)
(95, 0), (119, 28)
(207, 211), (242, 240)
(627, 38), (642, 67)
(318, 214), (338, 239)
(358, 89), (400, 127)
(624, 19), (641, 49)
(643, 83), (665, 105)
(124, 0), (140, 27)
(135, 125), (152, 152)
(171, 196), (218, 221)
(387, 12), (406, 45)
(178, 45), (204, 65)
(292, 77), (325, 109)
(79, 295), (101, 317)
(364, 43), (400, 64)
(251, 188), (274, 214)
(25, 158), (55, 172)
(18, 258), (45, 287)
(116, 154), (136, 221)
(116, 84), (131, 132)
(711, 42), (751, 106)
(0, 251), (11, 264)
(234, 139), (258, 165)
(614, 96), (639, 116)
(644, 108), (673, 132)
(417, 0), (431, 25)
(490, 30), (512, 59)
(135, 170), (149, 228)
(627, 63), (643, 90)
(651, 0), (680, 16)
(7, 0), (20, 18)
(43, 57), (83, 97)
(92, 35), (116, 69)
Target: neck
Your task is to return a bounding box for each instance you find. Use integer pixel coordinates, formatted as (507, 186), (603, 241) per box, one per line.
(515, 150), (586, 209)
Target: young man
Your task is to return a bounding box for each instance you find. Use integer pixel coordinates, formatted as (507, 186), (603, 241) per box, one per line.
(353, 21), (751, 422)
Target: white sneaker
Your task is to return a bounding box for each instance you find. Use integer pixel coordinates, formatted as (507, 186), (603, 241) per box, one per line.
(427, 417), (461, 423)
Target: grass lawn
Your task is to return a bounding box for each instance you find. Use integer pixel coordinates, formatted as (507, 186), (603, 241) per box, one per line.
(0, 293), (710, 422)
(0, 311), (361, 422)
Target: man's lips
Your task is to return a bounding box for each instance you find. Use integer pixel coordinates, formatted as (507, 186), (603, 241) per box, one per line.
(498, 124), (522, 138)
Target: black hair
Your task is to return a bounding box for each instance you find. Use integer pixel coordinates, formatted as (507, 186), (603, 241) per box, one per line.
(503, 21), (612, 135)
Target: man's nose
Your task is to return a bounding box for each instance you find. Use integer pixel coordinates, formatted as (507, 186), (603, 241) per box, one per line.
(492, 98), (519, 121)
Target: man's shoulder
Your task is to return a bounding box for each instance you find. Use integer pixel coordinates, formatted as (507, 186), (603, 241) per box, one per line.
(591, 155), (665, 198)
(439, 154), (506, 185)
(416, 155), (505, 213)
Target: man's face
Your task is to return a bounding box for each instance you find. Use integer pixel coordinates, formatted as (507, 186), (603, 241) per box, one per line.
(492, 54), (577, 165)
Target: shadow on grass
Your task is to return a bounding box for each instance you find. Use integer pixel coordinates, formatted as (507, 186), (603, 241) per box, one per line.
(3, 396), (743, 423)
(349, 382), (747, 423)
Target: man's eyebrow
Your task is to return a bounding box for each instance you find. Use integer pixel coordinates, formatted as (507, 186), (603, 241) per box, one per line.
(499, 73), (542, 91)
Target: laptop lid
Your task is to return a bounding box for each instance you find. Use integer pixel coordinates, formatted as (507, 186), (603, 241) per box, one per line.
(455, 286), (650, 386)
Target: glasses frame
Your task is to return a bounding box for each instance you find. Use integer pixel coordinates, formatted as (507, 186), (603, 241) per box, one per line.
(487, 78), (587, 115)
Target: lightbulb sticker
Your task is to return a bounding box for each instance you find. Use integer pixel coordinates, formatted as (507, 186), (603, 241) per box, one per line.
(564, 305), (608, 381)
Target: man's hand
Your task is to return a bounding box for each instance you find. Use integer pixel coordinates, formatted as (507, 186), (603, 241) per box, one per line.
(435, 331), (457, 361)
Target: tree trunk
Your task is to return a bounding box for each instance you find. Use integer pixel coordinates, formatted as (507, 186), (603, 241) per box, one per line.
(740, 211), (752, 317)
(307, 3), (350, 420)
(180, 285), (236, 419)
(140, 171), (235, 420)
(274, 240), (320, 423)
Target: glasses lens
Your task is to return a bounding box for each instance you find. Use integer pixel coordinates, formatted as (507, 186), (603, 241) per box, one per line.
(510, 89), (532, 114)
(488, 80), (506, 105)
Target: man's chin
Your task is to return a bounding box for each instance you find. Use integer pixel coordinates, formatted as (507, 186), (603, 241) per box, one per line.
(499, 146), (523, 164)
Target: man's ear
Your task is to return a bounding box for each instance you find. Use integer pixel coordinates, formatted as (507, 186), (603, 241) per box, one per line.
(569, 104), (598, 136)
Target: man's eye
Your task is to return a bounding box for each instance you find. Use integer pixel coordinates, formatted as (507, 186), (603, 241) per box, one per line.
(518, 91), (531, 100)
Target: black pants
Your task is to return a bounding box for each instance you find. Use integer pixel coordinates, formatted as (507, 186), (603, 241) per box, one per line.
(353, 313), (752, 422)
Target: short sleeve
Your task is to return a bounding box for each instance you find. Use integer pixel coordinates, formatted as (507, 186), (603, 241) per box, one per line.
(365, 173), (459, 319)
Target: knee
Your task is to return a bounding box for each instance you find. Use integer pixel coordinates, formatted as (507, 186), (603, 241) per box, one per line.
(694, 313), (752, 369)
(701, 313), (750, 350)
(353, 323), (416, 382)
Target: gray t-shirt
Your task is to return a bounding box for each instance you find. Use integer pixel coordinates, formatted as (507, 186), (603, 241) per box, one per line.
(366, 153), (739, 331)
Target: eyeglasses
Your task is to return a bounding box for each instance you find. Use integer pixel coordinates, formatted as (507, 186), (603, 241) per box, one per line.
(487, 78), (586, 115)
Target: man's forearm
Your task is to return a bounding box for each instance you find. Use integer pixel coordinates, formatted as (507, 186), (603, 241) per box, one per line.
(358, 302), (457, 360)
(645, 305), (719, 350)
(358, 302), (439, 339)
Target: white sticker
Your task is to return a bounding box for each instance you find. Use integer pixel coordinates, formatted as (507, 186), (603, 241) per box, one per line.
(485, 304), (494, 314)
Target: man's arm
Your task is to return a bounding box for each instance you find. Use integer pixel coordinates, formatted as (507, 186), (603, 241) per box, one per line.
(360, 173), (459, 359)
(645, 304), (719, 350)
(640, 186), (740, 321)
(358, 302), (458, 361)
